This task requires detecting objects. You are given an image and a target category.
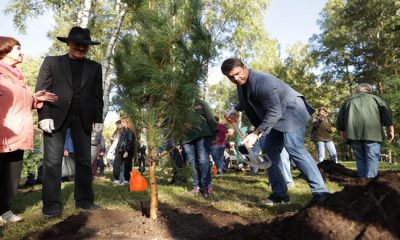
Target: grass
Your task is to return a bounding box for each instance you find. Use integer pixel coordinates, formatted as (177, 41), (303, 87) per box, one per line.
(340, 160), (400, 171)
(1, 160), (397, 239)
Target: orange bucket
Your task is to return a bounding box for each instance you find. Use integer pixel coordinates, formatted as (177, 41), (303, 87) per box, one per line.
(129, 170), (147, 192)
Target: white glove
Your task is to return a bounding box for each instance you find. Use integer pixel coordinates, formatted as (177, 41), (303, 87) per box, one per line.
(93, 123), (104, 133)
(225, 108), (238, 118)
(39, 119), (55, 133)
(241, 133), (260, 149)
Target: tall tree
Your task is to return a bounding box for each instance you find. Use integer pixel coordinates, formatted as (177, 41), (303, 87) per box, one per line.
(311, 0), (400, 92)
(114, 0), (214, 219)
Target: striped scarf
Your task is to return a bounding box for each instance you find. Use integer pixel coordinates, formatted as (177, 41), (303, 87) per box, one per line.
(0, 60), (25, 87)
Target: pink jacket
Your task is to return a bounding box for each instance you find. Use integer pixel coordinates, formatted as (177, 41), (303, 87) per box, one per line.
(0, 61), (42, 153)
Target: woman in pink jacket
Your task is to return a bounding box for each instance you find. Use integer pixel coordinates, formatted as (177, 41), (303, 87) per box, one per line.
(0, 36), (57, 223)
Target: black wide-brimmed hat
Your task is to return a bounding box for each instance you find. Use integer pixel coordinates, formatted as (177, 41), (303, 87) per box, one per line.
(57, 26), (100, 45)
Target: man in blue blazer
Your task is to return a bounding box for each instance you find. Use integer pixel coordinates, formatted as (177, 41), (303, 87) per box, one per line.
(222, 58), (329, 206)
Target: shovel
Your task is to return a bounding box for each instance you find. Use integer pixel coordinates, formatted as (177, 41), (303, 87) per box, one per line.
(224, 114), (272, 170)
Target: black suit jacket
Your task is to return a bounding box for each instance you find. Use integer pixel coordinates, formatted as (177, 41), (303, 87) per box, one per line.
(35, 54), (103, 132)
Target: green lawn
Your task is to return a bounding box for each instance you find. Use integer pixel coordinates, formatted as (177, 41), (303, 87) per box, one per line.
(1, 161), (397, 240)
(340, 160), (400, 171)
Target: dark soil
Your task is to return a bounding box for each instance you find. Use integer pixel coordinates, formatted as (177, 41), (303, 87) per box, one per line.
(24, 164), (400, 240)
(318, 160), (358, 184)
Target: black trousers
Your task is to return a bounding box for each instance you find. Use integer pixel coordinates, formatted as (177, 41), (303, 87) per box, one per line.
(171, 147), (186, 182)
(113, 152), (133, 182)
(0, 150), (23, 215)
(138, 156), (146, 174)
(42, 113), (93, 215)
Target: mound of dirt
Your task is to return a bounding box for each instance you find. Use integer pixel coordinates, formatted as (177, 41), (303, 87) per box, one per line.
(23, 168), (400, 240)
(317, 160), (359, 185)
(271, 171), (400, 239)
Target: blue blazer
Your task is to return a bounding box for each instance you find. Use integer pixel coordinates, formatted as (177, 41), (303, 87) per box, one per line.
(234, 69), (314, 133)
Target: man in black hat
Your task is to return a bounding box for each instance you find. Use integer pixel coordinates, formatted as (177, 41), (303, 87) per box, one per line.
(35, 26), (104, 217)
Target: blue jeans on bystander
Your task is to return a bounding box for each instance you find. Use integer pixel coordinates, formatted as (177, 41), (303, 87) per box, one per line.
(350, 140), (381, 178)
(183, 136), (212, 190)
(314, 141), (338, 163)
(210, 144), (225, 175)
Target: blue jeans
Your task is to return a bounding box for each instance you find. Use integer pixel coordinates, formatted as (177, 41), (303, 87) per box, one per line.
(350, 141), (381, 178)
(280, 148), (294, 184)
(314, 141), (338, 163)
(183, 136), (212, 189)
(210, 144), (225, 175)
(250, 139), (293, 185)
(119, 162), (125, 182)
(261, 127), (328, 197)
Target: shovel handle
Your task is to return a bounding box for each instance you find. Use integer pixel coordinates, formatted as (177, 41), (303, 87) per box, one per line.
(224, 114), (237, 124)
(224, 114), (246, 140)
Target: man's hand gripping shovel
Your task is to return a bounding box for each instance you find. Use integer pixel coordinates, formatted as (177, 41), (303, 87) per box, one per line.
(224, 114), (272, 170)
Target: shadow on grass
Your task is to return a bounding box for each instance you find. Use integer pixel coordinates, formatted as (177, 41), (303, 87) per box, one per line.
(13, 187), (42, 214)
(157, 202), (229, 240)
(22, 214), (92, 240)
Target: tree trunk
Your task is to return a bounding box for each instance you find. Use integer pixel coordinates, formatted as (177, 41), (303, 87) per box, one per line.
(147, 96), (158, 219)
(148, 142), (158, 219)
(203, 66), (209, 101)
(78, 0), (92, 28)
(102, 1), (128, 120)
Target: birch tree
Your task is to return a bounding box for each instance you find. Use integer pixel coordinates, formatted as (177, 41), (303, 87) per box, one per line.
(77, 0), (92, 28)
(101, 0), (129, 120)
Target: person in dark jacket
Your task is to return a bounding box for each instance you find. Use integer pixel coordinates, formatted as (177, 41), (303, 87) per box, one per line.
(222, 58), (329, 206)
(182, 98), (218, 198)
(311, 107), (338, 163)
(35, 27), (103, 217)
(336, 83), (394, 179)
(166, 140), (186, 185)
(113, 116), (136, 183)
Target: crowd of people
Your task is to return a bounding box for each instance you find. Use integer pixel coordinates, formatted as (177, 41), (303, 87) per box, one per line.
(0, 26), (396, 224)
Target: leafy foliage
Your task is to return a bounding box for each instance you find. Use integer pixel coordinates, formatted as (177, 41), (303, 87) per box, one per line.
(114, 0), (215, 143)
(312, 0), (400, 88)
(204, 0), (271, 59)
(208, 80), (237, 118)
(3, 0), (70, 34)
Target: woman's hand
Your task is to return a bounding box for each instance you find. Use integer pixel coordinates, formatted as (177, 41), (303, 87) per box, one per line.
(123, 152), (128, 158)
(34, 90), (58, 102)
